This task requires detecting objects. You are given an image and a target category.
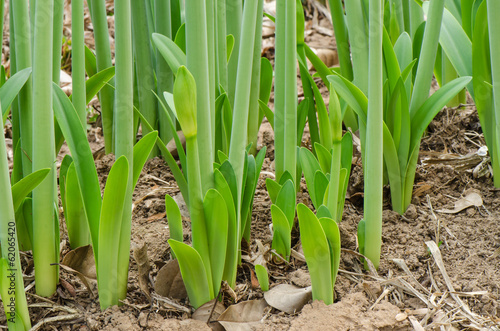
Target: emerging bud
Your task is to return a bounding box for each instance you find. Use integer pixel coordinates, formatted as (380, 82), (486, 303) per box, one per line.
(173, 66), (197, 138)
(328, 84), (342, 143)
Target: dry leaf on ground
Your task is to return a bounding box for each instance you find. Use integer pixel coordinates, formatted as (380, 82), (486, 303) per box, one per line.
(264, 284), (312, 314)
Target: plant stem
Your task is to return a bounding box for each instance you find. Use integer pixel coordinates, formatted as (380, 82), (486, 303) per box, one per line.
(72, 0), (87, 128)
(185, 0), (214, 192)
(132, 0), (158, 156)
(363, 0), (383, 270)
(114, 0), (134, 302)
(0, 104), (31, 330)
(328, 0), (353, 81)
(226, 0), (242, 107)
(215, 0), (228, 93)
(409, 0), (445, 116)
(53, 0), (63, 84)
(283, 0), (297, 185)
(186, 135), (214, 297)
(88, 0), (115, 153)
(155, 0), (175, 145)
(487, 0), (500, 187)
(345, 0), (368, 93)
(32, 0), (58, 296)
(274, 0), (286, 181)
(247, 0), (264, 156)
(11, 0), (33, 178)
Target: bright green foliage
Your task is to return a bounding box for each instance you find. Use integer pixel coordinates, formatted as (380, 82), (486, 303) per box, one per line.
(0, 68), (32, 124)
(32, 0), (58, 296)
(165, 194), (184, 246)
(0, 101), (34, 329)
(267, 178), (295, 261)
(53, 83), (158, 308)
(299, 84), (353, 223)
(168, 239), (212, 309)
(63, 163), (91, 249)
(173, 66), (197, 138)
(255, 265), (269, 291)
(98, 156), (129, 309)
(297, 204), (340, 305)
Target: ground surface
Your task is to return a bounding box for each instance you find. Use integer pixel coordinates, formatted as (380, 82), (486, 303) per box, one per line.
(1, 1), (500, 330)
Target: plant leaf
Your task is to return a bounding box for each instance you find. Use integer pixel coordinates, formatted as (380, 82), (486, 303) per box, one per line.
(314, 143), (332, 174)
(152, 33), (187, 75)
(1, 68), (32, 124)
(132, 131), (158, 189)
(296, 204), (333, 304)
(11, 168), (50, 212)
(327, 75), (368, 125)
(204, 189), (228, 296)
(65, 163), (91, 249)
(265, 178), (281, 205)
(425, 4), (474, 98)
(410, 76), (471, 152)
(168, 239), (211, 309)
(98, 156), (129, 309)
(314, 171), (329, 207)
(81, 66), (116, 104)
(255, 265), (269, 291)
(271, 205), (291, 260)
(214, 169), (237, 287)
(84, 46), (97, 77)
(318, 217), (341, 289)
(165, 194), (183, 244)
(299, 147), (321, 207)
(52, 83), (102, 255)
(275, 180), (296, 229)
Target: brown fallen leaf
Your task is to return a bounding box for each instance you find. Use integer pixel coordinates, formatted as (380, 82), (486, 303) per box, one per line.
(166, 131), (186, 159)
(413, 184), (432, 197)
(61, 245), (96, 279)
(192, 299), (226, 331)
(263, 284), (312, 314)
(436, 191), (483, 214)
(60, 245), (97, 297)
(249, 268), (259, 289)
(217, 299), (268, 331)
(154, 259), (188, 300)
(133, 243), (151, 300)
(147, 212), (166, 222)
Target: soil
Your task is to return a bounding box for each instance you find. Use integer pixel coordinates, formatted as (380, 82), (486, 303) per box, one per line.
(1, 1), (500, 330)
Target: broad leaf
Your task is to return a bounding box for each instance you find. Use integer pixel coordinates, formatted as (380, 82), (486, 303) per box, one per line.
(327, 75), (368, 125)
(314, 171), (329, 207)
(65, 163), (91, 249)
(1, 68), (32, 124)
(214, 169), (237, 287)
(275, 180), (296, 229)
(271, 205), (291, 260)
(299, 147), (321, 207)
(318, 217), (340, 289)
(168, 240), (211, 309)
(297, 204), (333, 305)
(204, 189), (228, 296)
(265, 178), (281, 205)
(11, 168), (50, 212)
(314, 143), (331, 174)
(152, 33), (187, 75)
(98, 156), (129, 309)
(165, 194), (183, 244)
(132, 131), (158, 189)
(70, 66), (116, 105)
(53, 83), (102, 254)
(410, 76), (471, 152)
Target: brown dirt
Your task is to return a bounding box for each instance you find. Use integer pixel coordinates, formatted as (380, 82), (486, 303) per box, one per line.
(1, 1), (500, 330)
